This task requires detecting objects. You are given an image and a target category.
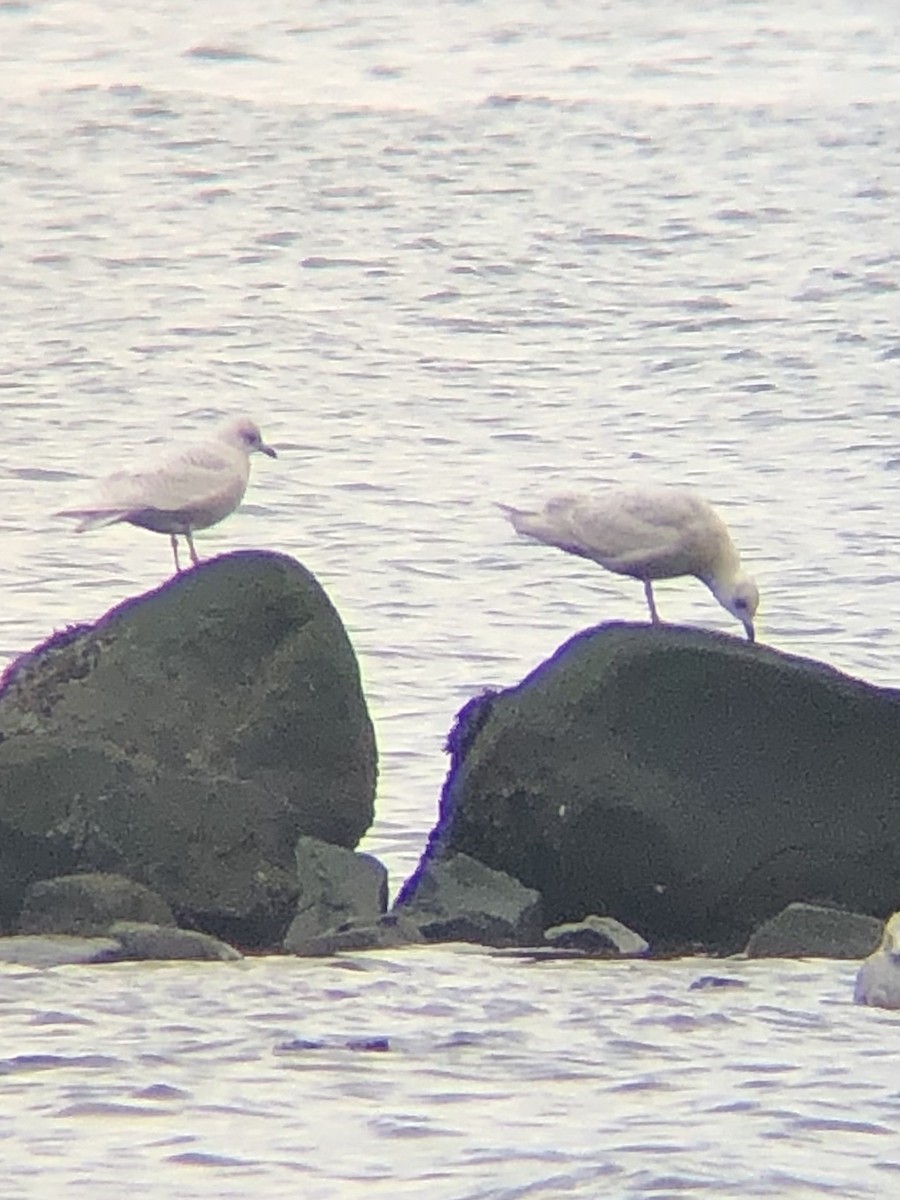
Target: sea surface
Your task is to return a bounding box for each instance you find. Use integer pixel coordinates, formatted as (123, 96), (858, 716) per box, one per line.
(1, 0), (900, 1194)
(1, 953), (899, 1199)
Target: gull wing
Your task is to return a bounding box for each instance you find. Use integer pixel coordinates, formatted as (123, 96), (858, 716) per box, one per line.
(511, 490), (721, 579)
(60, 443), (246, 529)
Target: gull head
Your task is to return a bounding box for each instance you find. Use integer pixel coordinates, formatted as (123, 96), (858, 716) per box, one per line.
(219, 416), (277, 459)
(712, 572), (759, 642)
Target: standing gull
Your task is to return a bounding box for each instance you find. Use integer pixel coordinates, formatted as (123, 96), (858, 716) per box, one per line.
(500, 487), (759, 641)
(57, 415), (277, 572)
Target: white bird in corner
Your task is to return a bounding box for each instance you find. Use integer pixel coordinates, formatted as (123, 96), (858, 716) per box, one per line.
(57, 415), (277, 573)
(500, 486), (759, 641)
(855, 912), (900, 1010)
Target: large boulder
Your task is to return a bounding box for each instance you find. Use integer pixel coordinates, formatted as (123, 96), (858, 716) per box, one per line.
(0, 551), (377, 948)
(409, 622), (900, 954)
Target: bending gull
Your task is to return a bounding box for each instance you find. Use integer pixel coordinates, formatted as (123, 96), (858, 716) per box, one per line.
(854, 913), (900, 1010)
(500, 487), (759, 641)
(57, 415), (277, 572)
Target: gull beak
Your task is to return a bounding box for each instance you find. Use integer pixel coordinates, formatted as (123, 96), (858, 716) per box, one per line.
(743, 619), (755, 643)
(260, 443), (277, 459)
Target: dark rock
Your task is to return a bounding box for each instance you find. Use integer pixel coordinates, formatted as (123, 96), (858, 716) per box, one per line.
(395, 851), (543, 947)
(689, 975), (748, 990)
(0, 551), (377, 948)
(275, 1038), (326, 1052)
(0, 935), (121, 968)
(282, 837), (387, 955)
(745, 902), (883, 959)
(345, 1037), (390, 1052)
(18, 872), (175, 936)
(291, 913), (425, 957)
(543, 915), (649, 957)
(275, 1036), (391, 1053)
(412, 623), (900, 955)
(109, 922), (242, 961)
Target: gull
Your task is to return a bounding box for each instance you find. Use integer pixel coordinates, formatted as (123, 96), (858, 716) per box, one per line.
(855, 913), (900, 1010)
(57, 415), (277, 572)
(500, 486), (759, 641)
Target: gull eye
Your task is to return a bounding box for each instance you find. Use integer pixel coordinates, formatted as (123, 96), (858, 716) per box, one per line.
(734, 597), (747, 611)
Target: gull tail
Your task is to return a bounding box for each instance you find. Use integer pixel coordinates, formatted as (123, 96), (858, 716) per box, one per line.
(55, 507), (132, 533)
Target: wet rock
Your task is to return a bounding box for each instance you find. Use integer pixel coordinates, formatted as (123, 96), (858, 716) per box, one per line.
(276, 1036), (391, 1053)
(0, 935), (120, 968)
(689, 975), (748, 990)
(17, 872), (175, 936)
(344, 1037), (390, 1052)
(290, 913), (425, 957)
(413, 623), (900, 955)
(282, 837), (387, 955)
(0, 551), (377, 949)
(395, 851), (543, 947)
(745, 902), (884, 959)
(543, 915), (649, 957)
(109, 922), (242, 962)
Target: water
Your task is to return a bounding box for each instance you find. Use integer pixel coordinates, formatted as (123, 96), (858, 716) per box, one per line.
(1, 953), (896, 1199)
(2, 0), (900, 1192)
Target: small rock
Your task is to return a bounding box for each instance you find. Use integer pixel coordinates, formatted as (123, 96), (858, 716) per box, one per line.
(282, 838), (388, 955)
(275, 1038), (326, 1052)
(18, 873), (175, 937)
(275, 1036), (390, 1053)
(543, 915), (649, 957)
(109, 922), (242, 962)
(289, 913), (424, 957)
(689, 975), (748, 991)
(745, 903), (883, 959)
(394, 852), (543, 948)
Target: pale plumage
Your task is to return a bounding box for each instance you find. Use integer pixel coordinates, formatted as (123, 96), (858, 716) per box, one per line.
(57, 416), (277, 572)
(855, 913), (900, 1009)
(501, 487), (758, 640)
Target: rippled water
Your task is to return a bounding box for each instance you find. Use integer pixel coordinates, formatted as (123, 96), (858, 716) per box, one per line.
(2, 0), (900, 1191)
(2, 952), (896, 1199)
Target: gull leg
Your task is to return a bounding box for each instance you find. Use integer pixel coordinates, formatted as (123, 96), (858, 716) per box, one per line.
(170, 534), (182, 573)
(186, 530), (199, 566)
(644, 580), (660, 624)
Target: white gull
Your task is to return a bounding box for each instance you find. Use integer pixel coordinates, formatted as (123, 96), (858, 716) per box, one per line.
(500, 486), (759, 641)
(855, 913), (900, 1010)
(57, 415), (277, 573)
